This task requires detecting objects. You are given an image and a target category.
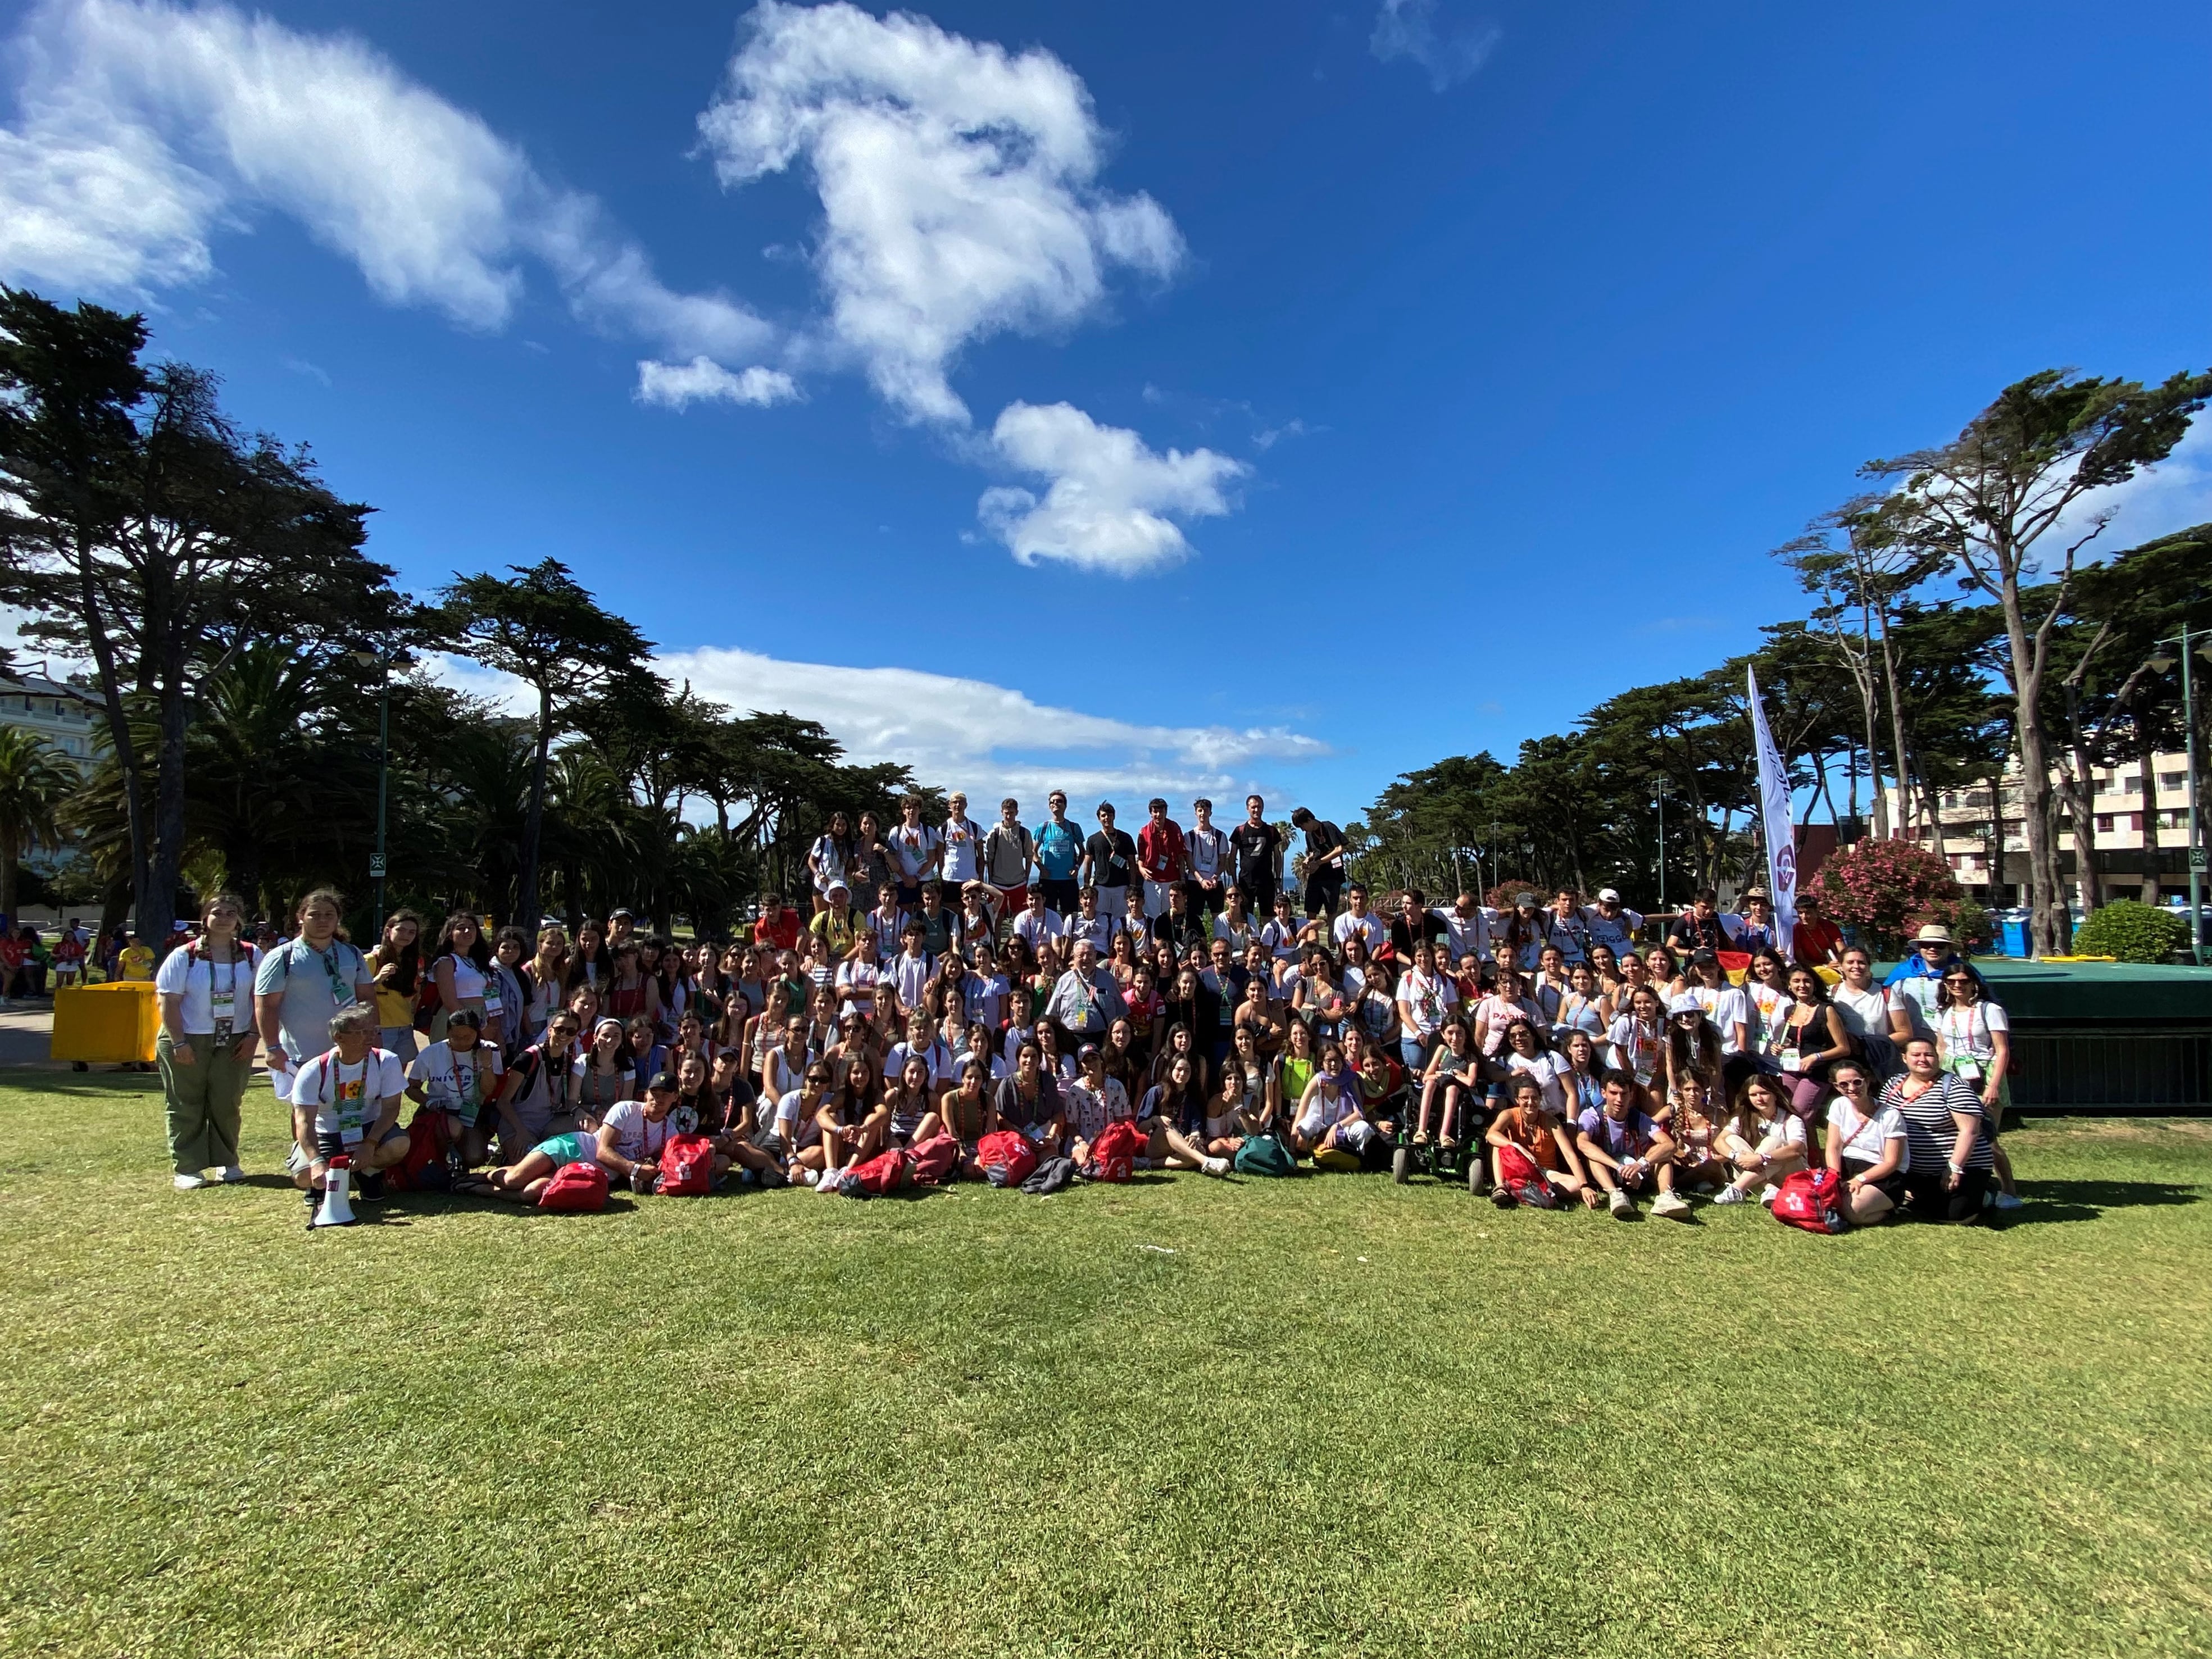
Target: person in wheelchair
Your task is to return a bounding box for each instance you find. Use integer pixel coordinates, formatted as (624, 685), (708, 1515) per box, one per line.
(1412, 1017), (1487, 1149)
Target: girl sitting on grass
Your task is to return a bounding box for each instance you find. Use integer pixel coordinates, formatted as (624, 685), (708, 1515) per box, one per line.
(1485, 1074), (1598, 1209)
(1712, 1072), (1807, 1206)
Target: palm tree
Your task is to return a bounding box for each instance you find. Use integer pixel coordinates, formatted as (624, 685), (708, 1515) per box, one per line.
(0, 729), (75, 923)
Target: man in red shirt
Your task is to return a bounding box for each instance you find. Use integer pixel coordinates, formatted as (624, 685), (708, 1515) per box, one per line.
(752, 891), (802, 953)
(1137, 798), (1188, 924)
(1789, 891), (1845, 967)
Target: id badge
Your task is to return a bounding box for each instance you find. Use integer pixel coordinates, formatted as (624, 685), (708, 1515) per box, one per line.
(1952, 1057), (1983, 1082)
(210, 990), (236, 1025)
(1779, 1048), (1801, 1073)
(483, 990), (502, 1018)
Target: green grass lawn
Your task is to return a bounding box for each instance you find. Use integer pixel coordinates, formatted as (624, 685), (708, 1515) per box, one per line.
(2, 1075), (2209, 1658)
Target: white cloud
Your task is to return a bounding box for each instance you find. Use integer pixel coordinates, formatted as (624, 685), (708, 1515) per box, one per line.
(0, 1), (778, 372)
(698, 0), (1182, 424)
(976, 401), (1246, 575)
(2052, 417), (2212, 557)
(427, 646), (1326, 816)
(635, 356), (800, 410)
(1370, 0), (1501, 92)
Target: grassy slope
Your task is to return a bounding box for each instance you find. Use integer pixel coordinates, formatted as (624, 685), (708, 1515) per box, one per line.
(1, 1076), (2208, 1659)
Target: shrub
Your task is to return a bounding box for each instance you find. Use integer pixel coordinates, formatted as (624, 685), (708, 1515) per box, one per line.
(2069, 900), (2191, 963)
(1814, 837), (1964, 957)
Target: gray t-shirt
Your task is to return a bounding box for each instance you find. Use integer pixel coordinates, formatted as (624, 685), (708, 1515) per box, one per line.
(253, 937), (371, 1064)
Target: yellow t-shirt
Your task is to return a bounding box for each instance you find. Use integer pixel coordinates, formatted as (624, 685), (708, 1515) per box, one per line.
(119, 944), (157, 982)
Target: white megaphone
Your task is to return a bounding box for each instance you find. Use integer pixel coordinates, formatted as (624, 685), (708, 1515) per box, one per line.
(311, 1155), (358, 1229)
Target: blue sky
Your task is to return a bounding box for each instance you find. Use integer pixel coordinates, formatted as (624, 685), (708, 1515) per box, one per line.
(4, 0), (2208, 824)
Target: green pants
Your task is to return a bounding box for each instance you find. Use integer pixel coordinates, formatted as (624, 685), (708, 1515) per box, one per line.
(157, 1031), (251, 1175)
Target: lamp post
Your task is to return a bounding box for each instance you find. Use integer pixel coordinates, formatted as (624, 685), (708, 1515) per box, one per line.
(1655, 777), (1666, 915)
(2147, 626), (2211, 965)
(353, 645), (399, 934)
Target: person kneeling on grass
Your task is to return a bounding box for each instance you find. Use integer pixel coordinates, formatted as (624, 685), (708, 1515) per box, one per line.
(1485, 1075), (1599, 1210)
(1289, 1040), (1374, 1170)
(1823, 1058), (1909, 1225)
(289, 1005), (410, 1213)
(1712, 1072), (1807, 1206)
(1576, 1070), (1688, 1221)
(405, 1008), (502, 1172)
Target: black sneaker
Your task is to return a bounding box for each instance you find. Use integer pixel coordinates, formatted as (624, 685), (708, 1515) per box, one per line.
(302, 1185), (320, 1211)
(355, 1172), (386, 1204)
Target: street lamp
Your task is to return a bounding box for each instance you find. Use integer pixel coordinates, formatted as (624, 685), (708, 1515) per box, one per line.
(2145, 626), (2212, 965)
(352, 644), (402, 933)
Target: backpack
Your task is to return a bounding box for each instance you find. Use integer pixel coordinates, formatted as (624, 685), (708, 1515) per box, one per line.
(1020, 1155), (1077, 1194)
(978, 1129), (1038, 1189)
(845, 1148), (911, 1197)
(908, 1133), (961, 1185)
(539, 1161), (609, 1212)
(658, 1134), (716, 1197)
(1233, 1128), (1297, 1178)
(1771, 1166), (1847, 1235)
(1084, 1119), (1143, 1183)
(387, 1107), (453, 1193)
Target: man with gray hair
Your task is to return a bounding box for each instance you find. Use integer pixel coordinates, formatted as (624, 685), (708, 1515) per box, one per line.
(288, 1003), (408, 1211)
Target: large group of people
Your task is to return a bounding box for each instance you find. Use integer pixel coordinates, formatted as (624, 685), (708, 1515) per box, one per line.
(143, 791), (2023, 1225)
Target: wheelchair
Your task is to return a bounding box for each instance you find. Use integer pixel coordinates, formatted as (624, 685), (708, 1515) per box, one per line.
(1391, 1075), (1489, 1193)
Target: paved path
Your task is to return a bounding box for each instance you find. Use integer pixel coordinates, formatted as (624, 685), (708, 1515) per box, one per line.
(0, 1003), (68, 1069)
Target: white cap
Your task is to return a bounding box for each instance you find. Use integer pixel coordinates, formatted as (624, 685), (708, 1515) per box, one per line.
(1597, 888), (1621, 903)
(1666, 994), (1702, 1017)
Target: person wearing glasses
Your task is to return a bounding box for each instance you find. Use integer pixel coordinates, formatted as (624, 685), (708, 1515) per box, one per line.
(1934, 967), (2020, 1211)
(1822, 1057), (1909, 1225)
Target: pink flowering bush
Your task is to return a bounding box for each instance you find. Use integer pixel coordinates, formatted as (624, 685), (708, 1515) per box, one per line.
(1814, 838), (1970, 956)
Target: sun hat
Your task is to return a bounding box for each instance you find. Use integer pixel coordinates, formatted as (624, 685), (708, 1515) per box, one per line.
(1666, 994), (1703, 1017)
(1915, 923), (1953, 945)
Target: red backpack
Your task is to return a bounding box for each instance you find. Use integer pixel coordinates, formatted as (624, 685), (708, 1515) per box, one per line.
(385, 1108), (452, 1193)
(658, 1134), (715, 1197)
(539, 1161), (609, 1212)
(908, 1133), (961, 1185)
(846, 1148), (912, 1196)
(977, 1129), (1038, 1188)
(1770, 1167), (1847, 1235)
(1084, 1119), (1144, 1183)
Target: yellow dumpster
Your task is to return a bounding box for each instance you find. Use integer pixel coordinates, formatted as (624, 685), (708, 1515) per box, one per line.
(52, 981), (160, 1067)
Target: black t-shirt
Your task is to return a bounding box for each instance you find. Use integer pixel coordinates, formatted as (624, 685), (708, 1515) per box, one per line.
(1229, 821), (1281, 884)
(1151, 910), (1211, 956)
(1085, 829), (1137, 889)
(1303, 819), (1345, 866)
(1391, 912), (1450, 958)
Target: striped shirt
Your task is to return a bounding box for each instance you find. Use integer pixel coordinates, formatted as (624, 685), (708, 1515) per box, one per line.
(1881, 1071), (1991, 1172)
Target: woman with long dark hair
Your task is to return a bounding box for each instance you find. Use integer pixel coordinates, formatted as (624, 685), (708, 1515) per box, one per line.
(366, 909), (423, 1061)
(428, 911), (498, 1048)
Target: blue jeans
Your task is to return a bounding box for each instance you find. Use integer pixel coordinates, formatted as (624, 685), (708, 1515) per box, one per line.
(1400, 1036), (1433, 1073)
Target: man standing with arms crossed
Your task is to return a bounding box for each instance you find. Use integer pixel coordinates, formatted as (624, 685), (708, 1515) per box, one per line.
(1082, 803), (1139, 921)
(981, 798), (1035, 922)
(1230, 794), (1282, 919)
(1137, 798), (1189, 922)
(1034, 790), (1085, 917)
(1186, 798), (1230, 917)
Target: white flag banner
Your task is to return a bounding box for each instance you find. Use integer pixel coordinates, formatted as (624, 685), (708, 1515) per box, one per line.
(1747, 667), (1797, 957)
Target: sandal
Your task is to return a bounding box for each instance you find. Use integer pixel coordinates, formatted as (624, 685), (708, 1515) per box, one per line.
(451, 1176), (500, 1198)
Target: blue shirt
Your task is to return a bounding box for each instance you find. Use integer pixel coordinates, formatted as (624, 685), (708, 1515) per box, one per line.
(1035, 820), (1083, 880)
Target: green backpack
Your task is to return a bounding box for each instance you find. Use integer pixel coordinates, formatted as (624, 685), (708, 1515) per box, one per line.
(1234, 1126), (1298, 1178)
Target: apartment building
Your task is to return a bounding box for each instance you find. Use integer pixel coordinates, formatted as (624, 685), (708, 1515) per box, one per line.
(0, 672), (104, 775)
(1878, 750), (2201, 903)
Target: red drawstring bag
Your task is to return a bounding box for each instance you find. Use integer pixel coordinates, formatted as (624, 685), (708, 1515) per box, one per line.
(539, 1161), (609, 1212)
(1084, 1120), (1144, 1183)
(846, 1148), (911, 1196)
(1771, 1167), (1847, 1234)
(658, 1134), (715, 1196)
(908, 1133), (961, 1184)
(977, 1129), (1039, 1188)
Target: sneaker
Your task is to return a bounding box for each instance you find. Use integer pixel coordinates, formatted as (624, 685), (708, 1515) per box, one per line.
(1712, 1185), (1748, 1206)
(1652, 1191), (1692, 1221)
(1201, 1156), (1230, 1178)
(354, 1172), (386, 1204)
(302, 1185), (320, 1211)
(1992, 1190), (2024, 1211)
(1757, 1184), (1779, 1205)
(1609, 1189), (1633, 1220)
(215, 1165), (246, 1184)
(1489, 1184), (1517, 1210)
(172, 1172), (206, 1191)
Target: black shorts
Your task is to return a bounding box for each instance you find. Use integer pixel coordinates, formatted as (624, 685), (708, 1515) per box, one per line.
(1901, 1166), (1989, 1223)
(1185, 878), (1227, 916)
(1236, 876), (1276, 916)
(1305, 866), (1345, 917)
(1842, 1156), (1908, 1203)
(1040, 877), (1080, 915)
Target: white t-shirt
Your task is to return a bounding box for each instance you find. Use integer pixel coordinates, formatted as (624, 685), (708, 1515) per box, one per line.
(1395, 969), (1457, 1037)
(1187, 825), (1229, 881)
(153, 942), (260, 1035)
(442, 953), (489, 1007)
(1607, 1013), (1665, 1084)
(408, 1039), (503, 1113)
(940, 816), (980, 883)
(1825, 1098), (1909, 1169)
(773, 1088), (823, 1148)
(1261, 917), (1305, 961)
(1065, 1075), (1132, 1140)
(1936, 1001), (2010, 1076)
(1504, 1049), (1570, 1113)
(600, 1099), (670, 1162)
(889, 1039), (958, 1088)
(1693, 985), (1752, 1055)
(888, 952), (935, 1012)
(1066, 913), (1119, 958)
(1434, 906), (1495, 963)
(835, 958), (882, 1010)
(1012, 908), (1065, 951)
(891, 822), (942, 881)
(1746, 984), (1791, 1056)
(290, 1048), (407, 1140)
(1832, 983), (1898, 1044)
(1332, 911), (1388, 953)
(1580, 903), (1643, 957)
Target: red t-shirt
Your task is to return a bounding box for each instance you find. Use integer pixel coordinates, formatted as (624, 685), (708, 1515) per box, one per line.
(1137, 820), (1187, 883)
(1792, 916), (1843, 965)
(753, 911), (802, 952)
(0, 938), (25, 969)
